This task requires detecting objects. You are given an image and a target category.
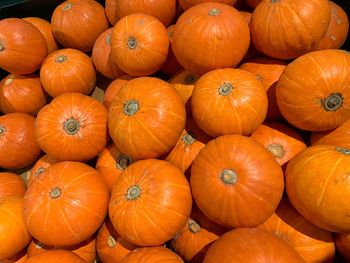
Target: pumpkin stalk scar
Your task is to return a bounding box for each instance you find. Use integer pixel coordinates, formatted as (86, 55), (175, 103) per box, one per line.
(124, 100), (139, 115)
(182, 132), (196, 145)
(219, 82), (233, 96)
(50, 187), (61, 198)
(209, 8), (220, 16)
(267, 143), (285, 158)
(64, 118), (80, 135)
(106, 34), (111, 45)
(107, 235), (117, 248)
(117, 154), (132, 170)
(55, 55), (67, 63)
(127, 37), (138, 49)
(184, 74), (198, 84)
(63, 2), (73, 11)
(336, 147), (350, 155)
(220, 169), (238, 185)
(126, 185), (141, 200)
(0, 126), (5, 135)
(0, 40), (4, 51)
(188, 219), (201, 234)
(321, 93), (343, 111)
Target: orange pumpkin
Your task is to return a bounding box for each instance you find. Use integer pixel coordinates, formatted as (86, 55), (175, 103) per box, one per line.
(0, 18), (47, 75)
(27, 154), (57, 187)
(258, 197), (335, 263)
(250, 0), (331, 59)
(105, 0), (176, 26)
(203, 228), (304, 263)
(110, 13), (169, 76)
(0, 197), (31, 261)
(35, 93), (107, 162)
(109, 159), (192, 246)
(0, 74), (47, 115)
(191, 135), (284, 228)
(191, 68), (267, 137)
(179, 0), (237, 11)
(286, 145), (350, 232)
(51, 0), (108, 52)
(24, 161), (109, 247)
(103, 76), (132, 110)
(0, 113), (41, 169)
(0, 173), (26, 201)
(40, 48), (96, 97)
(108, 77), (185, 159)
(96, 218), (138, 263)
(172, 2), (250, 75)
(171, 218), (218, 262)
(26, 250), (85, 263)
(22, 17), (58, 54)
(120, 247), (184, 263)
(92, 29), (124, 79)
(335, 232), (350, 261)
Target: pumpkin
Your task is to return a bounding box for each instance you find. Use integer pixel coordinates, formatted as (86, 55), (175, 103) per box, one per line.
(108, 77), (185, 160)
(286, 145), (350, 232)
(96, 143), (137, 193)
(0, 173), (26, 201)
(172, 2), (250, 75)
(22, 17), (58, 54)
(105, 0), (176, 26)
(203, 228), (304, 263)
(103, 76), (132, 110)
(51, 0), (108, 52)
(26, 250), (85, 263)
(96, 218), (138, 263)
(179, 0), (237, 11)
(0, 197), (31, 261)
(245, 0), (262, 8)
(120, 247), (184, 263)
(335, 232), (350, 261)
(0, 18), (47, 75)
(92, 29), (124, 80)
(250, 0), (331, 59)
(0, 74), (47, 115)
(191, 135), (284, 228)
(314, 1), (349, 50)
(27, 154), (57, 187)
(35, 92), (107, 162)
(191, 68), (267, 137)
(250, 123), (306, 166)
(258, 197), (335, 263)
(171, 218), (218, 262)
(165, 118), (212, 174)
(276, 49), (350, 131)
(40, 48), (96, 97)
(23, 161), (109, 246)
(0, 113), (41, 169)
(110, 13), (169, 76)
(109, 159), (192, 246)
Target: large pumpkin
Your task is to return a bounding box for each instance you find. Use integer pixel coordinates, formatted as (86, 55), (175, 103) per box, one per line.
(0, 173), (26, 201)
(40, 48), (96, 97)
(250, 0), (331, 59)
(172, 2), (250, 75)
(108, 77), (185, 160)
(286, 145), (350, 232)
(0, 113), (41, 169)
(109, 159), (192, 246)
(0, 18), (47, 74)
(203, 228), (304, 263)
(179, 0), (237, 10)
(26, 250), (85, 263)
(120, 247), (183, 263)
(191, 68), (267, 137)
(51, 0), (108, 52)
(191, 135), (284, 228)
(35, 92), (107, 162)
(110, 13), (169, 76)
(276, 49), (350, 131)
(23, 161), (109, 247)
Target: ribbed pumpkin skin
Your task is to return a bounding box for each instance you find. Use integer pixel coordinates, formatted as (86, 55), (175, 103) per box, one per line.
(0, 197), (31, 261)
(0, 113), (41, 169)
(23, 17), (58, 54)
(26, 250), (85, 263)
(286, 145), (350, 232)
(191, 135), (284, 228)
(108, 77), (185, 160)
(105, 0), (176, 26)
(276, 49), (350, 131)
(203, 228), (305, 263)
(40, 48), (96, 97)
(110, 14), (169, 77)
(250, 0), (331, 60)
(259, 198), (335, 263)
(0, 173), (26, 201)
(172, 2), (250, 75)
(335, 232), (350, 261)
(179, 0), (237, 10)
(35, 93), (107, 162)
(191, 68), (267, 137)
(0, 18), (47, 75)
(109, 159), (192, 246)
(27, 154), (57, 187)
(24, 161), (109, 247)
(103, 76), (132, 110)
(0, 74), (47, 115)
(120, 247), (184, 263)
(51, 0), (108, 52)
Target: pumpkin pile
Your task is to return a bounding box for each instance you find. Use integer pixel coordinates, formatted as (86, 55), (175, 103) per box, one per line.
(0, 0), (349, 262)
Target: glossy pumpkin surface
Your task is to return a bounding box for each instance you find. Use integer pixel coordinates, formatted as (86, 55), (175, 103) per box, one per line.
(0, 173), (26, 201)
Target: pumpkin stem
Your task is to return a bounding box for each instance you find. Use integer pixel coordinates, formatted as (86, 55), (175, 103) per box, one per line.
(35, 167), (45, 177)
(5, 76), (14, 85)
(106, 34), (111, 45)
(117, 154), (132, 170)
(0, 126), (5, 136)
(188, 219), (201, 234)
(64, 118), (80, 135)
(336, 147), (350, 155)
(209, 8), (220, 16)
(126, 185), (141, 200)
(124, 100), (139, 116)
(63, 2), (73, 10)
(182, 132), (196, 145)
(270, 0), (280, 2)
(50, 187), (61, 199)
(184, 74), (198, 84)
(35, 242), (44, 249)
(267, 143), (285, 158)
(220, 169), (238, 185)
(256, 74), (262, 81)
(107, 236), (117, 248)
(127, 37), (138, 50)
(0, 40), (4, 52)
(218, 82), (233, 96)
(321, 93), (343, 111)
(55, 55), (67, 63)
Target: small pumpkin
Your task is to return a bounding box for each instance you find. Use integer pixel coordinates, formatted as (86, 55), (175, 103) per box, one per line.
(26, 250), (85, 263)
(103, 76), (132, 110)
(0, 173), (26, 201)
(179, 0), (237, 11)
(27, 154), (57, 187)
(120, 247), (184, 263)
